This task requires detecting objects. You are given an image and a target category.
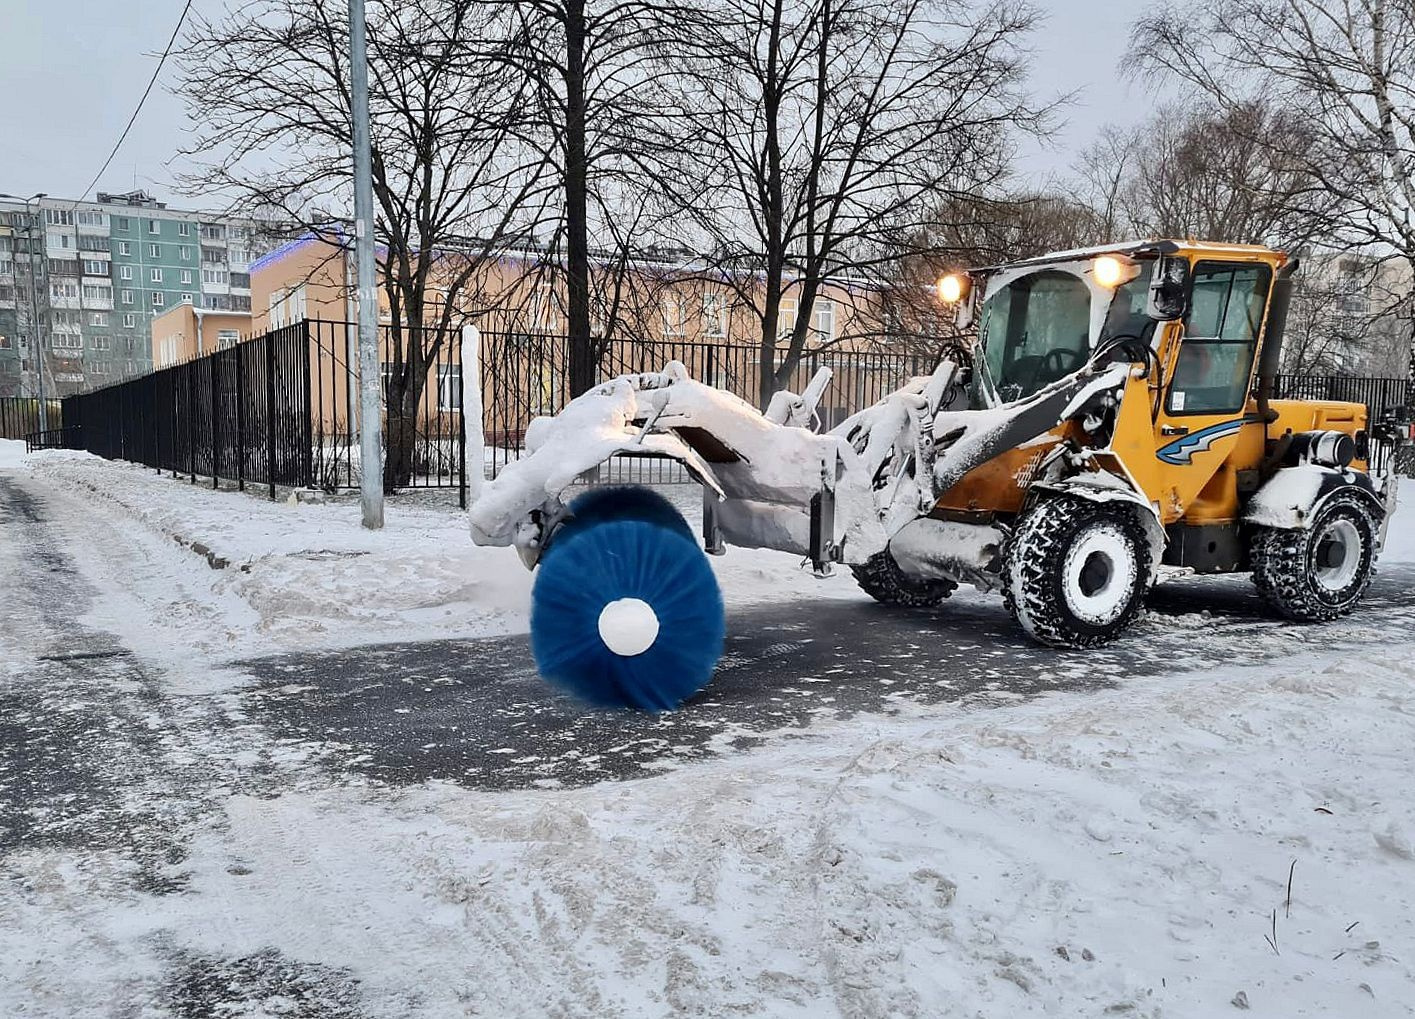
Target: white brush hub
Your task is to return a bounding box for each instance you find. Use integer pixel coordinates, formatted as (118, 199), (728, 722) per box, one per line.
(597, 598), (660, 657)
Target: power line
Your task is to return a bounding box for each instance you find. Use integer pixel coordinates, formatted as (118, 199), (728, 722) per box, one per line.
(74, 0), (195, 205)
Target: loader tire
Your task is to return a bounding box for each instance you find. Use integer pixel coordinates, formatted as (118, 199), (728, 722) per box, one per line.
(1250, 489), (1376, 622)
(850, 550), (956, 607)
(1005, 496), (1153, 649)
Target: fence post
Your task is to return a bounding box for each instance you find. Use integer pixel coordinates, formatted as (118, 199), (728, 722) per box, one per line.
(235, 343), (246, 492)
(187, 367), (196, 485)
(211, 352), (221, 490)
(266, 332), (277, 501)
(302, 321), (314, 490)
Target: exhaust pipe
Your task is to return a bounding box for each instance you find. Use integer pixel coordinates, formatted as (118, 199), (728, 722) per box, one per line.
(1255, 258), (1300, 425)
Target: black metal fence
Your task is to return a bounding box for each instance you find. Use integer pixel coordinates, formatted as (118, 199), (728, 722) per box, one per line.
(44, 321), (1415, 499)
(479, 332), (934, 483)
(62, 324), (314, 499)
(1273, 373), (1412, 415)
(0, 397), (61, 441)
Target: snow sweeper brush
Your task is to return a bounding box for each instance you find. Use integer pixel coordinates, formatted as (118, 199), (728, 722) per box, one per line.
(529, 486), (726, 711)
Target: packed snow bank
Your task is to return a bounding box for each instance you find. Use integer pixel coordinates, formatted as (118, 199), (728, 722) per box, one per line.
(1382, 478), (1415, 563)
(17, 450), (863, 655)
(0, 438), (25, 470)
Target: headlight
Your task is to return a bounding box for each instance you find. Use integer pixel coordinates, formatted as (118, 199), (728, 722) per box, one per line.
(936, 273), (968, 304)
(1092, 254), (1141, 288)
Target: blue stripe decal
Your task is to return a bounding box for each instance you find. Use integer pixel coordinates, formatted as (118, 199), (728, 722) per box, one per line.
(1156, 418), (1247, 465)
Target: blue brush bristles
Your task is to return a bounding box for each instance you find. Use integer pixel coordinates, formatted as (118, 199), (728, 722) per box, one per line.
(531, 487), (726, 711)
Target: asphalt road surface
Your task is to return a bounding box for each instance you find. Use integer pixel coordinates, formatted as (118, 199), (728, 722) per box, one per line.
(238, 558), (1415, 792)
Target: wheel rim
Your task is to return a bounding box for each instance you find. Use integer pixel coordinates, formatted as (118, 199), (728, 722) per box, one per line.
(1062, 524), (1137, 626)
(1312, 517), (1361, 593)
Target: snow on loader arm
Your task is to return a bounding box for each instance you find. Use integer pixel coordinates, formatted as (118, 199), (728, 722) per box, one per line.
(467, 349), (1132, 709)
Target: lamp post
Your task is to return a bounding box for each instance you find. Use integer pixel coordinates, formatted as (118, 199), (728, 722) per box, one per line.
(348, 0), (384, 529)
(0, 192), (49, 432)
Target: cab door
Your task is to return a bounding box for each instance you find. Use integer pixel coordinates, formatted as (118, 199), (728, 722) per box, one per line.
(1151, 260), (1273, 521)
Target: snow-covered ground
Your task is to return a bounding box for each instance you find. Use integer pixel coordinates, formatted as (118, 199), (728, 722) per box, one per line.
(15, 447), (866, 660)
(3, 439), (1415, 1017)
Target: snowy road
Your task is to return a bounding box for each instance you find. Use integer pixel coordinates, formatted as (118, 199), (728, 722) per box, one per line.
(242, 565), (1415, 791)
(4, 447), (1415, 1018)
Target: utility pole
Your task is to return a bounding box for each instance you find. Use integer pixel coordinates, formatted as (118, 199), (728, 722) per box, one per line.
(1, 193), (50, 432)
(349, 0), (384, 528)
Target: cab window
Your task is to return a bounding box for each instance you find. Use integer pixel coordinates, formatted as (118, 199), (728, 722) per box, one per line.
(1168, 262), (1271, 415)
(978, 270), (1091, 403)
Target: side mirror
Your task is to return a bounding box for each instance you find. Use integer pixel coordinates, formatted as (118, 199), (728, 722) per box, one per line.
(1146, 255), (1190, 321)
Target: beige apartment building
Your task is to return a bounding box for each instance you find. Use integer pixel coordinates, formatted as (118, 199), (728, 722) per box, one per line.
(150, 303), (253, 368)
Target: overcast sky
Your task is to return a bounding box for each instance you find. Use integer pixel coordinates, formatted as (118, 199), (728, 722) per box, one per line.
(0, 0), (1153, 207)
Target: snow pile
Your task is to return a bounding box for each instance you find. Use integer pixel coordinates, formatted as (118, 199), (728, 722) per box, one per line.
(17, 449), (862, 656)
(0, 437), (25, 470)
(1382, 478), (1415, 562)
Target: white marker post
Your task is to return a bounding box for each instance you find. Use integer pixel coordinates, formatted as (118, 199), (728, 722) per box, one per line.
(460, 324), (485, 511)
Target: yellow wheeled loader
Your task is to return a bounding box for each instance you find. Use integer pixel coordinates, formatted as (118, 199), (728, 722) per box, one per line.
(469, 240), (1412, 652)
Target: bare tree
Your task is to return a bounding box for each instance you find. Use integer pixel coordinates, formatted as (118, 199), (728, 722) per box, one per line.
(677, 0), (1047, 408)
(1072, 125), (1143, 244)
(1131, 0), (1415, 375)
(178, 0), (552, 489)
(474, 0), (690, 393)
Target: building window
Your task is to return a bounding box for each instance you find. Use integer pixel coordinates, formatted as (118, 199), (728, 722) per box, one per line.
(179, 245), (191, 261)
(76, 210), (106, 227)
(119, 265), (133, 281)
(702, 294), (727, 337)
(661, 295), (688, 336)
(123, 313), (137, 328)
(201, 268), (229, 286)
(116, 217), (130, 231)
(50, 281), (79, 300)
(216, 329), (239, 349)
(82, 259), (108, 276)
(181, 293), (194, 304)
(778, 297), (799, 337)
(121, 290), (134, 305)
(147, 220), (161, 234)
(150, 267), (163, 283)
(230, 271), (250, 289)
(81, 284), (111, 302)
(811, 299), (835, 342)
(92, 335), (111, 351)
(152, 292), (165, 308)
(177, 222), (191, 237)
(148, 243), (160, 258)
(438, 364), (463, 410)
(117, 241), (132, 256)
(45, 209), (74, 226)
(201, 224), (226, 241)
(180, 269), (192, 284)
(90, 312), (108, 327)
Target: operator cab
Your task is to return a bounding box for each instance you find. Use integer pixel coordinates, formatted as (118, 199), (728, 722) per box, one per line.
(938, 240), (1280, 410)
